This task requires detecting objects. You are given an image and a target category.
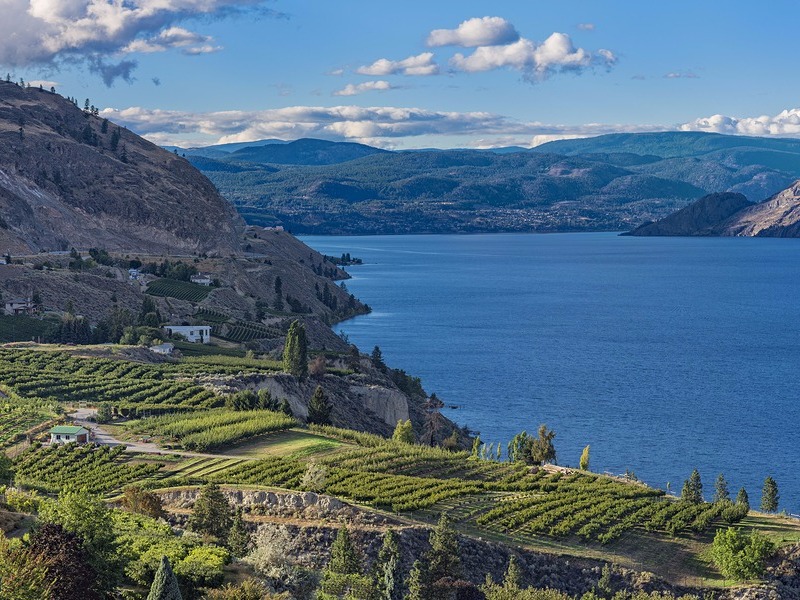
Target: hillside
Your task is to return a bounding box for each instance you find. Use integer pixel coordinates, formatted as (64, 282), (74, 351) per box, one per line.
(0, 80), (242, 255)
(627, 180), (800, 237)
(188, 132), (800, 234)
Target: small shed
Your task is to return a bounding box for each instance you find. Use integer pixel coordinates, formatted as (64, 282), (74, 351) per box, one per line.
(150, 342), (175, 355)
(49, 425), (90, 445)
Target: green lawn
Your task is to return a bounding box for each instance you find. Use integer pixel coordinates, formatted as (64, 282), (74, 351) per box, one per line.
(219, 429), (348, 459)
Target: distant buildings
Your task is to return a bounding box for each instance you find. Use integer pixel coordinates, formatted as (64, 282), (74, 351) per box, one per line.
(4, 297), (36, 316)
(150, 342), (175, 355)
(190, 273), (213, 286)
(163, 325), (211, 343)
(128, 268), (141, 280)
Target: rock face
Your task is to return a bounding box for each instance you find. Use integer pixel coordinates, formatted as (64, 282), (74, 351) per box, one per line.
(0, 80), (242, 254)
(716, 180), (800, 237)
(627, 181), (800, 238)
(626, 192), (753, 236)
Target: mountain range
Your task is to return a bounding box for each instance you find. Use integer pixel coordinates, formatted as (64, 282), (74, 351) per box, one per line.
(175, 132), (800, 234)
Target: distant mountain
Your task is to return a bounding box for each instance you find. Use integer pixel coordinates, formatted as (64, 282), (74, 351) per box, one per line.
(227, 138), (388, 166)
(627, 180), (800, 237)
(166, 138), (289, 158)
(0, 80), (242, 254)
(185, 132), (800, 234)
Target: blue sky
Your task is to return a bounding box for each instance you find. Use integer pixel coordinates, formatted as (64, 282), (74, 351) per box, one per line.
(3, 0), (799, 148)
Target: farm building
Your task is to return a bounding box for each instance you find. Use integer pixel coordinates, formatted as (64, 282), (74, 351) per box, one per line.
(4, 297), (36, 316)
(128, 268), (140, 280)
(49, 425), (89, 444)
(150, 342), (175, 355)
(163, 325), (211, 343)
(190, 274), (213, 286)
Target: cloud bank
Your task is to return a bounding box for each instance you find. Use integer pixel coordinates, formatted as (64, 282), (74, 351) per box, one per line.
(0, 0), (277, 85)
(680, 109), (800, 137)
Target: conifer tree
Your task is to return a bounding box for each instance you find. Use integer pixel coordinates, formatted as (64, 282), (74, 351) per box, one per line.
(283, 320), (308, 377)
(307, 385), (332, 425)
(530, 424), (556, 465)
(392, 419), (414, 444)
(502, 555), (523, 590)
(329, 526), (361, 575)
(227, 507), (251, 558)
(736, 487), (750, 510)
(761, 476), (779, 512)
(714, 473), (730, 503)
(371, 345), (386, 371)
(579, 445), (590, 471)
(373, 529), (401, 600)
(681, 469), (703, 504)
(187, 482), (232, 540)
(318, 525), (374, 599)
(406, 560), (428, 600)
(428, 513), (461, 585)
(147, 556), (182, 600)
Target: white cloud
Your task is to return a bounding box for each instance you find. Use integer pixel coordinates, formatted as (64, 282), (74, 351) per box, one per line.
(123, 27), (220, 55)
(427, 16), (519, 48)
(0, 0), (274, 84)
(664, 71), (699, 79)
(356, 52), (439, 76)
(577, 23), (596, 31)
(327, 68), (345, 76)
(680, 109), (800, 137)
(28, 79), (60, 88)
(333, 80), (395, 96)
(450, 33), (616, 80)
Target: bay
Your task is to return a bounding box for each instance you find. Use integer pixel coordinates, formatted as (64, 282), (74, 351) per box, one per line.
(303, 232), (800, 511)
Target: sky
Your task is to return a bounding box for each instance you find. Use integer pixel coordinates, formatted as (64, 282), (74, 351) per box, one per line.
(2, 0), (800, 148)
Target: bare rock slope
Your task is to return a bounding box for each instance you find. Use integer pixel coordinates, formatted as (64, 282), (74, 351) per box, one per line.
(0, 80), (241, 254)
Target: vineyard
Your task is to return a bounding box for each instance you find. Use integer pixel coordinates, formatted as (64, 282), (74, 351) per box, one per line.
(125, 409), (298, 451)
(13, 443), (162, 494)
(146, 278), (212, 302)
(213, 322), (282, 343)
(0, 314), (57, 343)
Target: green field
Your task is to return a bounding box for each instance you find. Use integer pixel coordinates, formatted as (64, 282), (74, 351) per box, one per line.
(146, 278), (212, 302)
(218, 429), (347, 459)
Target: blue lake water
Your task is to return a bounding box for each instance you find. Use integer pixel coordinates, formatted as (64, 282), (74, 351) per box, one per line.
(302, 232), (800, 511)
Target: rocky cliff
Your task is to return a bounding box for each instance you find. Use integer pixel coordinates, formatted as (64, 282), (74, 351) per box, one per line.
(627, 180), (800, 238)
(0, 80), (241, 254)
(626, 192), (753, 236)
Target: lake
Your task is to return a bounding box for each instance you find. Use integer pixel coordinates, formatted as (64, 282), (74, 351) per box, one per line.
(303, 232), (800, 511)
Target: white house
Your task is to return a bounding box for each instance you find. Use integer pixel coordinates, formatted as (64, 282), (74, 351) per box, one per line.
(150, 342), (175, 355)
(163, 325), (211, 343)
(4, 297), (36, 316)
(190, 274), (213, 286)
(49, 425), (90, 444)
(128, 268), (140, 280)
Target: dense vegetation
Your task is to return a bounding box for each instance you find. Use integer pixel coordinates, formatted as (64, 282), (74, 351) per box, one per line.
(146, 278), (212, 302)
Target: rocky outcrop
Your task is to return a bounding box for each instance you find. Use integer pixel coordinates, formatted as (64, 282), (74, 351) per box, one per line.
(626, 180), (800, 238)
(0, 80), (242, 254)
(716, 180), (800, 237)
(626, 192), (752, 236)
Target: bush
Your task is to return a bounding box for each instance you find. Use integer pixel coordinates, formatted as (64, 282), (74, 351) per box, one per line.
(711, 527), (774, 581)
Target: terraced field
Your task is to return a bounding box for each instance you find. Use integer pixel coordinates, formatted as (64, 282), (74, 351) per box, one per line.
(146, 278), (212, 302)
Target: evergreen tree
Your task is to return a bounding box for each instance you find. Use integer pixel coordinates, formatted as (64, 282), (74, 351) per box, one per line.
(714, 474), (730, 503)
(530, 424), (556, 465)
(329, 525), (361, 575)
(502, 555), (523, 590)
(736, 487), (750, 510)
(427, 514), (462, 585)
(147, 555), (182, 600)
(372, 529), (401, 600)
(227, 508), (251, 558)
(392, 419), (415, 444)
(283, 320), (308, 377)
(279, 399), (293, 416)
(761, 476), (779, 512)
(371, 345), (386, 371)
(187, 482), (232, 540)
(579, 445), (590, 471)
(681, 469), (704, 504)
(318, 525), (374, 599)
(423, 393), (445, 446)
(307, 385), (332, 425)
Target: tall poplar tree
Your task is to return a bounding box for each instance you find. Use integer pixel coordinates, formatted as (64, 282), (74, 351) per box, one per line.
(283, 320), (308, 378)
